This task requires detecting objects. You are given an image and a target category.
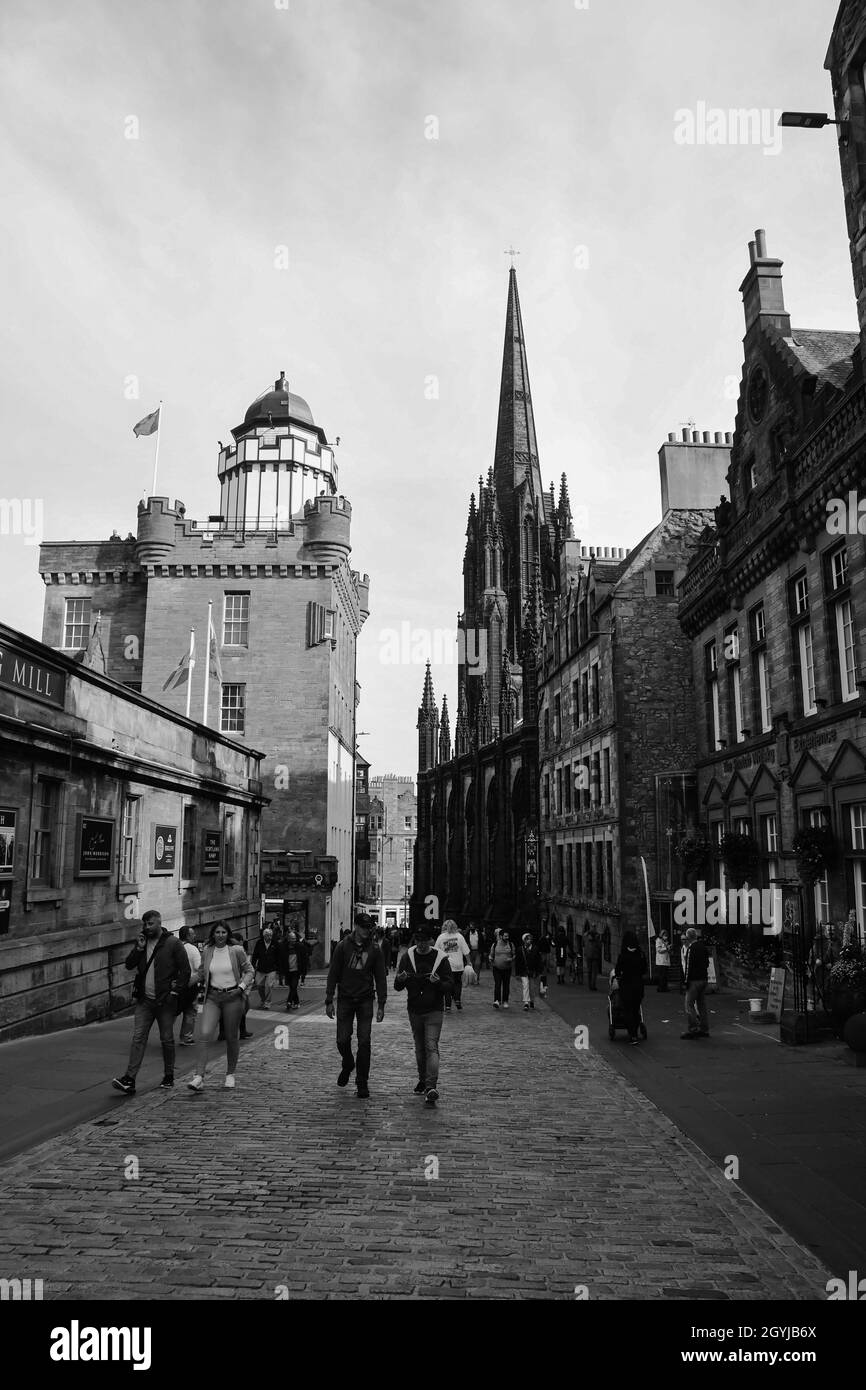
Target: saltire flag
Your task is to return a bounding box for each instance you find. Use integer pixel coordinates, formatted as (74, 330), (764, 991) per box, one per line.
(133, 407), (160, 438)
(163, 633), (194, 691)
(208, 607), (223, 684)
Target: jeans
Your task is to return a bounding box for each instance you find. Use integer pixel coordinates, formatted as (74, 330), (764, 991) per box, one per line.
(178, 997), (197, 1044)
(447, 968), (463, 1007)
(685, 980), (709, 1034)
(655, 965), (669, 992)
(336, 994), (374, 1082)
(521, 974), (536, 1006)
(492, 966), (511, 1004)
(126, 997), (177, 1078)
(470, 949), (483, 977)
(286, 970), (300, 1007)
(198, 990), (245, 1075)
(255, 970), (276, 1006)
(409, 1008), (443, 1089)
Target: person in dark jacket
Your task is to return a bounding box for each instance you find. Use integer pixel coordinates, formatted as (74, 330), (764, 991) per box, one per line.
(394, 922), (453, 1105)
(112, 910), (191, 1095)
(681, 928), (711, 1039)
(325, 912), (387, 1099)
(553, 927), (569, 985)
(584, 927), (602, 990)
(298, 935), (310, 984)
(515, 932), (542, 1010)
(614, 930), (647, 1045)
(251, 925), (279, 1008)
(278, 930), (303, 1010)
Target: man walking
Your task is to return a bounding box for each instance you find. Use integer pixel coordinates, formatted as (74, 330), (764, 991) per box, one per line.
(251, 923), (279, 1008)
(584, 927), (602, 991)
(325, 912), (386, 1098)
(515, 932), (541, 1010)
(112, 910), (190, 1094)
(681, 927), (710, 1039)
(177, 925), (202, 1045)
(434, 919), (471, 1010)
(467, 920), (484, 981)
(394, 922), (453, 1105)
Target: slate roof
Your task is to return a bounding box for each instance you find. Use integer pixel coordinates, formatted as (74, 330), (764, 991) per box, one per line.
(782, 328), (859, 392)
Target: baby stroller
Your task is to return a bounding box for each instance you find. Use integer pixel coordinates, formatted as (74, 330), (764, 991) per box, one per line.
(607, 969), (647, 1041)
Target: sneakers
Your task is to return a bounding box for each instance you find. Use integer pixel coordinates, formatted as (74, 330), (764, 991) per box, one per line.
(159, 1075), (174, 1089)
(493, 1001), (500, 1009)
(356, 1082), (370, 1099)
(524, 1004), (530, 1011)
(425, 1087), (439, 1106)
(240, 1030), (253, 1040)
(502, 1002), (509, 1009)
(111, 1075), (135, 1095)
(413, 1081), (427, 1095)
(179, 1038), (195, 1047)
(224, 1074), (236, 1088)
(630, 1037), (639, 1046)
(529, 1002), (535, 1009)
(337, 1062), (355, 1087)
(187, 1074), (204, 1091)
(455, 1001), (463, 1010)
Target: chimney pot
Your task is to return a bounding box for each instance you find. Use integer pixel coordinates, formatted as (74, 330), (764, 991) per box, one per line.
(682, 428), (690, 442)
(748, 239), (757, 265)
(692, 430), (700, 443)
(725, 431), (733, 444)
(668, 432), (676, 442)
(714, 432), (723, 443)
(703, 431), (710, 443)
(755, 229), (767, 258)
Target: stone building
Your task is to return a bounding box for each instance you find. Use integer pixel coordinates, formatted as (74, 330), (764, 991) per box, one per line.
(0, 621), (265, 1040)
(413, 270), (571, 930)
(679, 225), (864, 939)
(539, 434), (730, 963)
(367, 774), (416, 929)
(37, 375), (370, 963)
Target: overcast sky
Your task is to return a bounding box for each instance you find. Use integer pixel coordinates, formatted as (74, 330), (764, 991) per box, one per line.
(0, 0), (853, 778)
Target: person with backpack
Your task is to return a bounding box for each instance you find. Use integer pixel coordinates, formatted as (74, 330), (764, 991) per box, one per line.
(112, 910), (191, 1095)
(434, 919), (471, 1010)
(393, 922), (454, 1106)
(490, 928), (515, 1009)
(251, 923), (279, 1009)
(515, 932), (541, 1010)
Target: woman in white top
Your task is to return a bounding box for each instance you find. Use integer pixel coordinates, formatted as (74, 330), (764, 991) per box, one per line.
(188, 921), (254, 1092)
(655, 930), (671, 992)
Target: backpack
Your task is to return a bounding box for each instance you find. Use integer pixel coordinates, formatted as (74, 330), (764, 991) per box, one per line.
(407, 946), (448, 980)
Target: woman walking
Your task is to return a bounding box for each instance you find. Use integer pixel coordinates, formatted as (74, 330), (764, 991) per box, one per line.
(490, 928), (515, 1009)
(187, 922), (254, 1091)
(614, 930), (648, 1046)
(654, 929), (671, 992)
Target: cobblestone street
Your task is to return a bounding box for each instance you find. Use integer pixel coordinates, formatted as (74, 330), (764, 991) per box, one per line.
(0, 987), (832, 1300)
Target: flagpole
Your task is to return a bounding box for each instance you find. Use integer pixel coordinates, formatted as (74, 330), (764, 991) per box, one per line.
(203, 601), (212, 725)
(185, 627), (195, 719)
(151, 400), (163, 495)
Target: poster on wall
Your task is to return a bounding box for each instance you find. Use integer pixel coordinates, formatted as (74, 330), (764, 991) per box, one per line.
(201, 830), (221, 873)
(75, 815), (115, 877)
(0, 810), (16, 875)
(151, 823), (178, 875)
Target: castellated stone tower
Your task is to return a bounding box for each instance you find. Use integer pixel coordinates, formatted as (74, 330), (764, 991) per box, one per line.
(38, 372), (370, 959)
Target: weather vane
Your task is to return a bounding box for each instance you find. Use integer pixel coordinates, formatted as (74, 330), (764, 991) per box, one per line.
(504, 246), (520, 268)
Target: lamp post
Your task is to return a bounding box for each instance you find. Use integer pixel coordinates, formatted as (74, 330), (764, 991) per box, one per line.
(778, 111), (849, 145)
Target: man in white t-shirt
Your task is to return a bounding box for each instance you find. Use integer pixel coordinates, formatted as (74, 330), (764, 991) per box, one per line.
(177, 925), (202, 1045)
(433, 920), (470, 1011)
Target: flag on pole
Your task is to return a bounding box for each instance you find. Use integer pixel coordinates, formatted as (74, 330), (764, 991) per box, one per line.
(208, 607), (223, 685)
(640, 856), (656, 941)
(163, 633), (195, 691)
(133, 407), (161, 438)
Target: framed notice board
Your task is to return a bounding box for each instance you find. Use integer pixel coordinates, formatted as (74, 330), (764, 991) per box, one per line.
(201, 830), (221, 874)
(150, 823), (178, 876)
(75, 815), (115, 877)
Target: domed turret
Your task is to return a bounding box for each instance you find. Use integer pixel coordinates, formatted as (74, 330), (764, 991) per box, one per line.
(243, 372), (316, 430)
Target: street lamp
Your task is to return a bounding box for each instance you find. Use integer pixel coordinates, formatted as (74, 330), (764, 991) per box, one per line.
(779, 111), (849, 143)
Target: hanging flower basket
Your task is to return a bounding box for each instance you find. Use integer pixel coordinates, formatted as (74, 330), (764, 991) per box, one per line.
(718, 831), (760, 888)
(674, 833), (712, 879)
(824, 953), (866, 1036)
(792, 827), (837, 885)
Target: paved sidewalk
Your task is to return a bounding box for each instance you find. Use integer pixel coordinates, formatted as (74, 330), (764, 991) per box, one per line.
(0, 986), (832, 1300)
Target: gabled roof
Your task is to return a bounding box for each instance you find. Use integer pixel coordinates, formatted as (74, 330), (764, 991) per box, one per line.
(782, 328), (859, 391)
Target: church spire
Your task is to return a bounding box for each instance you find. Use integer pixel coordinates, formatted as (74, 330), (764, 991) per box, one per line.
(493, 267), (544, 514)
(417, 662), (439, 773)
(439, 694), (451, 764)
